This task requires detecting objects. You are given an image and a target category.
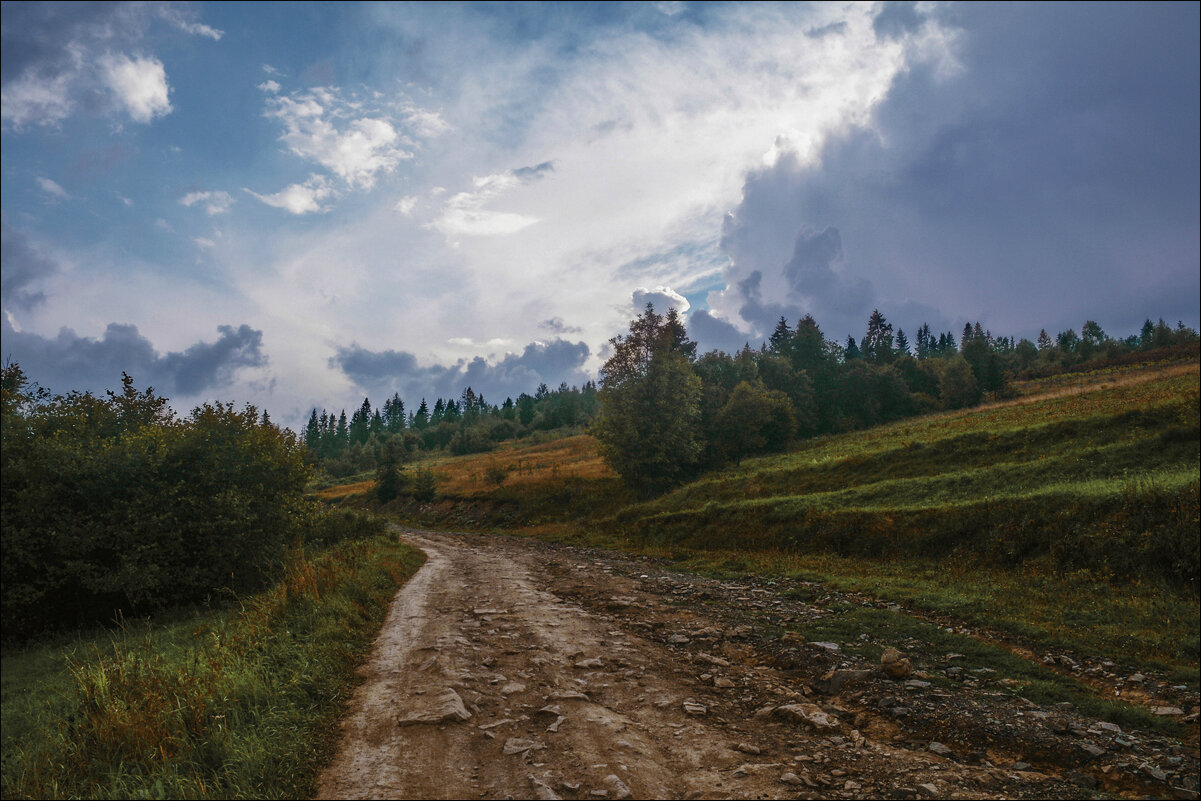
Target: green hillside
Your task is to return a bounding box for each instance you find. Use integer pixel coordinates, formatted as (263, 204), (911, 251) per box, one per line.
(611, 366), (1199, 588)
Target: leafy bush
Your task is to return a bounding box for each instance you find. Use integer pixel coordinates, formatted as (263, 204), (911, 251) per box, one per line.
(1, 365), (313, 638)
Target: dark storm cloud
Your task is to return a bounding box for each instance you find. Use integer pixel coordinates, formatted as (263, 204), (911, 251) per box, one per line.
(511, 160), (556, 182)
(1, 221), (57, 311)
(708, 2), (1200, 347)
(1, 319), (267, 398)
(331, 338), (591, 404)
(688, 310), (751, 355)
(872, 2), (925, 40)
(539, 317), (582, 335)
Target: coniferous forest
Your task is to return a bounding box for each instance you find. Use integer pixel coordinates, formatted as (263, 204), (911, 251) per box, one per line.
(300, 307), (1200, 491)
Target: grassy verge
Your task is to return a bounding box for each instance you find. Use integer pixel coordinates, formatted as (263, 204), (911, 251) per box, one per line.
(1, 535), (424, 800)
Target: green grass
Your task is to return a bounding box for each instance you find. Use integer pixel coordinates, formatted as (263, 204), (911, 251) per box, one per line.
(1, 536), (424, 800)
(608, 369), (1199, 588)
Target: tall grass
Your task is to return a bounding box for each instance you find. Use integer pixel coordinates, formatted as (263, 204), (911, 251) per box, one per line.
(2, 536), (424, 800)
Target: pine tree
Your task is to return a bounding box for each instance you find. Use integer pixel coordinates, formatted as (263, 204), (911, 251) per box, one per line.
(304, 409), (320, 449)
(844, 335), (861, 360)
(768, 316), (793, 355)
(335, 410), (349, 450)
(861, 309), (895, 363)
(664, 307), (698, 360)
(1037, 329), (1053, 350)
(915, 323), (932, 359)
(895, 328), (910, 358)
(413, 399), (430, 429)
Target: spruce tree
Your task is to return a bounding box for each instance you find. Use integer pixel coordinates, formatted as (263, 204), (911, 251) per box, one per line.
(861, 309), (894, 363)
(768, 316), (793, 355)
(413, 399), (430, 429)
(895, 328), (910, 358)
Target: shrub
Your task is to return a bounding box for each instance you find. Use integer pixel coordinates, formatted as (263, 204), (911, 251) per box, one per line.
(411, 469), (438, 502)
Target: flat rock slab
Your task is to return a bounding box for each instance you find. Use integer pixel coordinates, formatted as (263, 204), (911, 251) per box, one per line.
(397, 687), (472, 726)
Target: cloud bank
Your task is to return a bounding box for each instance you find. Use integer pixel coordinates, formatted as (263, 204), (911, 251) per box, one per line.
(696, 2), (1200, 351)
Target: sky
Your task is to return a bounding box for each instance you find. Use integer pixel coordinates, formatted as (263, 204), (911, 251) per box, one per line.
(2, 1), (1198, 428)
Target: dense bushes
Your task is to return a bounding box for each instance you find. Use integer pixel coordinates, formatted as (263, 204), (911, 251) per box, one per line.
(1, 365), (321, 638)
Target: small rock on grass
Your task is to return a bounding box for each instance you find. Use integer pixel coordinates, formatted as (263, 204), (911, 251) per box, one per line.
(882, 647), (913, 679)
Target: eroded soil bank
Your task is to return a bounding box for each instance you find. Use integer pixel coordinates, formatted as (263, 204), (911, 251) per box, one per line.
(316, 529), (1199, 800)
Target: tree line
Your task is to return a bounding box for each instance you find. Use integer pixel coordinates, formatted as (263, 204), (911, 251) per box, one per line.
(302, 309), (1196, 488)
(303, 381), (599, 477)
(593, 306), (1199, 492)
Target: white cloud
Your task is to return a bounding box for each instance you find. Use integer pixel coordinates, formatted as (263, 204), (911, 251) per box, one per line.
(430, 166), (552, 237)
(180, 190), (235, 216)
(632, 286), (690, 314)
(99, 53), (172, 123)
(257, 79), (281, 94)
(265, 91), (410, 189)
(394, 196), (419, 215)
(193, 236), (216, 249)
(2, 67), (78, 129)
(157, 6), (224, 40)
(36, 177), (70, 200)
(245, 175), (336, 215)
(402, 106), (452, 138)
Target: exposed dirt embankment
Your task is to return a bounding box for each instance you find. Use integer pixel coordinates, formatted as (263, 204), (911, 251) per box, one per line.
(316, 529), (1198, 800)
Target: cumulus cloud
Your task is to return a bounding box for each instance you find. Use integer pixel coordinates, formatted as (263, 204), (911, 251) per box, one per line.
(698, 2), (1200, 345)
(179, 190), (235, 216)
(245, 175), (336, 215)
(331, 338), (591, 403)
(252, 85), (451, 212)
(1, 221), (58, 313)
(1, 4), (218, 129)
(99, 53), (172, 123)
(1, 319), (267, 398)
(632, 285), (690, 314)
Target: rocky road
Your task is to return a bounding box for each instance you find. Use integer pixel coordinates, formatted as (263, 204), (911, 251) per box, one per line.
(316, 529), (1199, 800)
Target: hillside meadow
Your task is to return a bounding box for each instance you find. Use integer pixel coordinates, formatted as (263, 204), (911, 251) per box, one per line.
(329, 357), (1199, 669)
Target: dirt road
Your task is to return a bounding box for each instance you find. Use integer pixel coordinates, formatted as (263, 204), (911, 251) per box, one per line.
(315, 529), (1198, 800)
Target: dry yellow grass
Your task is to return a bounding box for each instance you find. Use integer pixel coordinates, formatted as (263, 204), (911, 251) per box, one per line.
(312, 434), (614, 501)
(427, 434), (613, 496)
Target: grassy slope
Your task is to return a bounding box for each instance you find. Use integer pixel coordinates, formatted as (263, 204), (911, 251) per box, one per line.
(347, 358), (1199, 669)
(2, 536), (424, 800)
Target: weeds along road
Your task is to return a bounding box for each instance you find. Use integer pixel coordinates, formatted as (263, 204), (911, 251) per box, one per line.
(316, 528), (1198, 800)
